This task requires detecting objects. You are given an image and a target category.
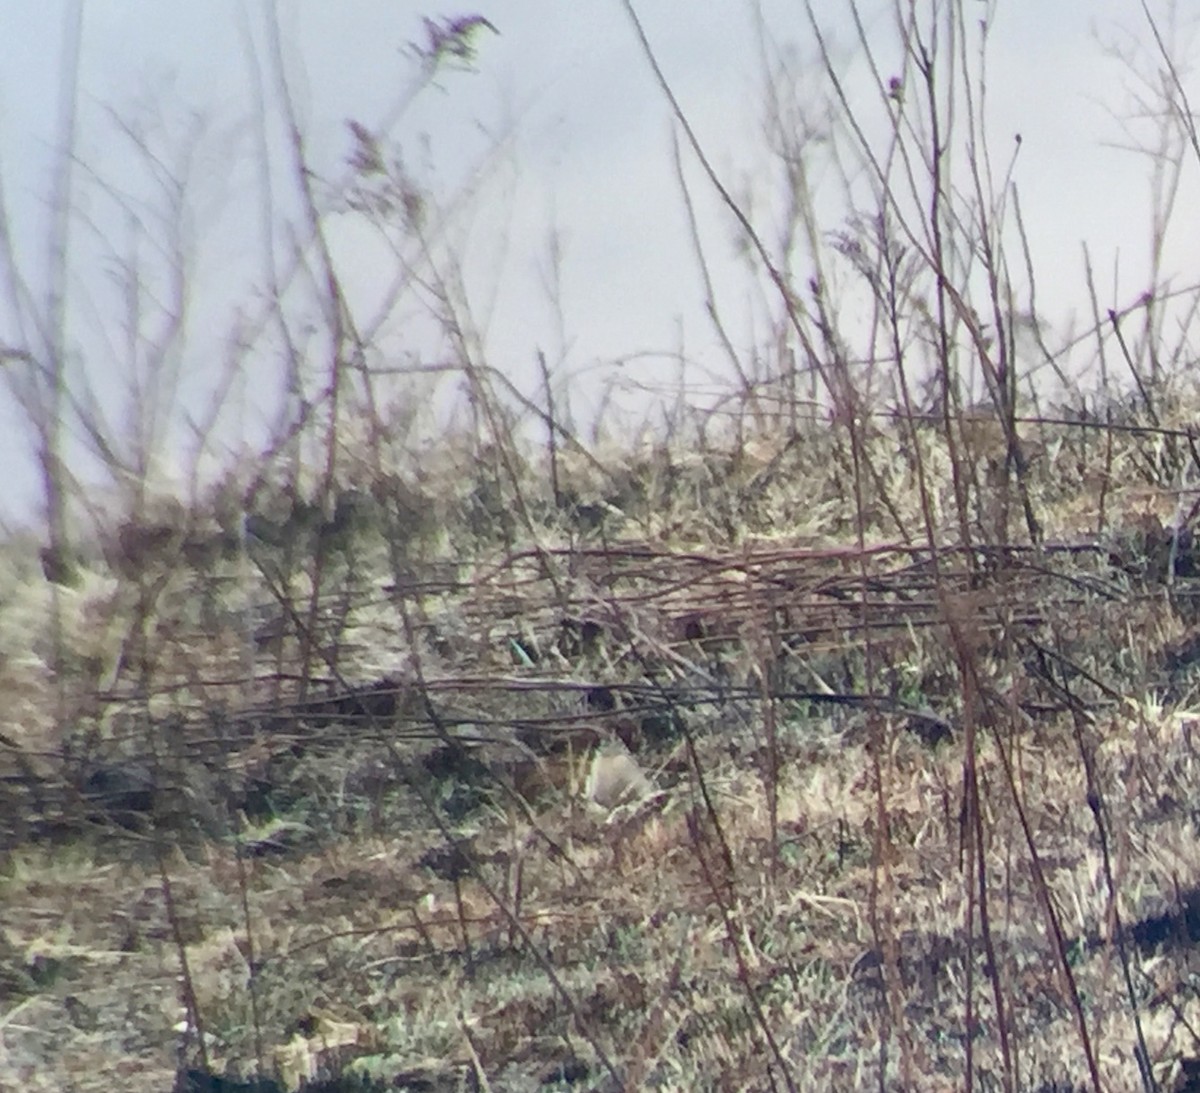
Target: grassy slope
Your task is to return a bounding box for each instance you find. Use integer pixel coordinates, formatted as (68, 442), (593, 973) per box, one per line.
(3, 406), (1200, 1092)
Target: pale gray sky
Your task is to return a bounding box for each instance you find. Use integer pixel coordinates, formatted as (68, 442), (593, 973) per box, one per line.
(0, 2), (1194, 525)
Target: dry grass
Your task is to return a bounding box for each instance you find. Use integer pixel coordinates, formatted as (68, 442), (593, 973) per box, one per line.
(4, 401), (1200, 1092)
(6, 5), (1200, 1091)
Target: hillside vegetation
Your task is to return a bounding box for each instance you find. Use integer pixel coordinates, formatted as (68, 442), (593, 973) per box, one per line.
(6, 393), (1200, 1091)
(5, 4), (1200, 1092)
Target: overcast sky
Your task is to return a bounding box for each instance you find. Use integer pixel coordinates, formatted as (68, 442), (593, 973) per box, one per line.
(0, 1), (1195, 527)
